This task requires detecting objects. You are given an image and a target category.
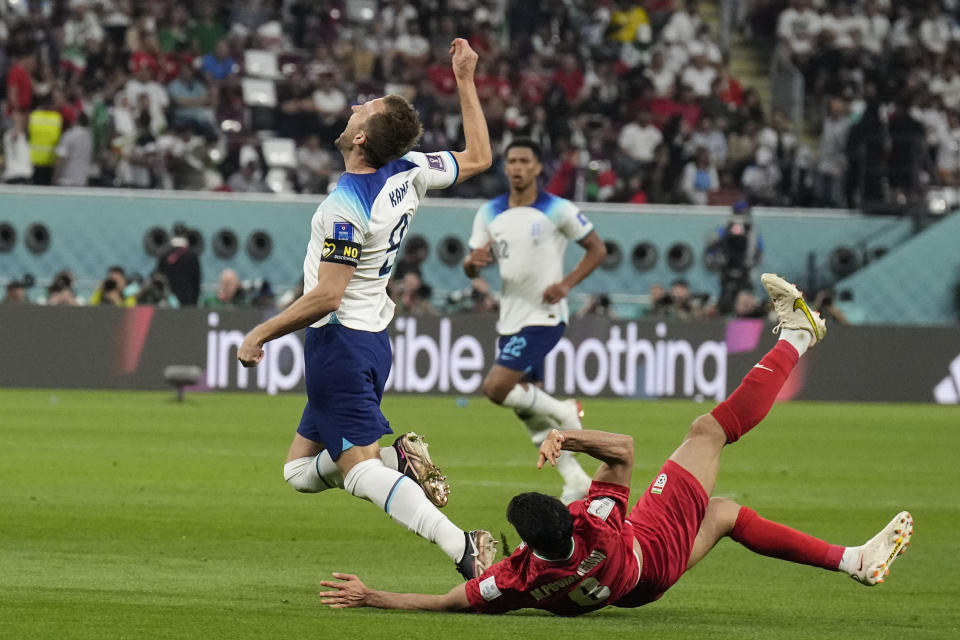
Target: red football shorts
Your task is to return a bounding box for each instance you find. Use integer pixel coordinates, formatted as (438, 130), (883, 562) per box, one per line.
(613, 460), (708, 608)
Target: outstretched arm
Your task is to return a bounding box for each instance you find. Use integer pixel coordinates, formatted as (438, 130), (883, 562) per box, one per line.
(237, 262), (354, 366)
(319, 573), (473, 612)
(538, 428), (633, 487)
(448, 38), (492, 183)
(542, 231), (607, 303)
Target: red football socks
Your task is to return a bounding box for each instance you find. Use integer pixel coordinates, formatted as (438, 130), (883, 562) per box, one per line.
(710, 340), (799, 444)
(732, 507), (844, 570)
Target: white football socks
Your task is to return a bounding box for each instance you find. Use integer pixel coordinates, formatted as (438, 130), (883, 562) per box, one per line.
(283, 446), (402, 492)
(779, 327), (811, 358)
(503, 384), (579, 428)
(343, 458), (466, 562)
(837, 545), (860, 573)
(515, 411), (592, 487)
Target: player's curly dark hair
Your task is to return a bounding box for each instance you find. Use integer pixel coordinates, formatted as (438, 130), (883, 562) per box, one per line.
(507, 492), (574, 559)
(360, 94), (423, 168)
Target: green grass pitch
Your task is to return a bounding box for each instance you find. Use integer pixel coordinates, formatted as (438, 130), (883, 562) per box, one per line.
(1, 389), (957, 639)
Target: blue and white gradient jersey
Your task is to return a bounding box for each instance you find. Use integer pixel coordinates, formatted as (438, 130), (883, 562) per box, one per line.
(469, 191), (593, 335)
(304, 150), (459, 331)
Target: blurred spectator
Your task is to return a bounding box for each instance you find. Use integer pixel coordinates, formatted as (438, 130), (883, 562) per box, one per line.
(681, 147), (719, 205)
(669, 279), (699, 320)
(617, 109), (662, 173)
(28, 94), (64, 185)
(2, 281), (28, 304)
(815, 98), (851, 207)
(137, 271), (181, 307)
(3, 125), (33, 183)
(813, 289), (849, 326)
(741, 147), (782, 205)
(733, 289), (765, 318)
(46, 270), (78, 306)
(167, 65), (216, 137)
(203, 269), (248, 309)
(156, 228), (201, 306)
(296, 134), (333, 194)
(645, 283), (670, 317)
(576, 293), (617, 319)
(392, 235), (430, 281)
(228, 159), (271, 193)
(201, 40), (237, 84)
(312, 69), (349, 144)
(395, 271), (436, 316)
(54, 112), (93, 187)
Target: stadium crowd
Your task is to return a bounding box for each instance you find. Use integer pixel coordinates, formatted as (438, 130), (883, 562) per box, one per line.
(0, 0), (922, 209)
(751, 0), (960, 209)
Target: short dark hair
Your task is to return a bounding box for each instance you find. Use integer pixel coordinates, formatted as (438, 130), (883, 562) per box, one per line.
(361, 94), (423, 168)
(505, 137), (542, 161)
(507, 492), (573, 559)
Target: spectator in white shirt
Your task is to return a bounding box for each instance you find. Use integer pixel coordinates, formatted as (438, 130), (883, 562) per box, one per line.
(936, 111), (960, 185)
(820, 2), (856, 51)
(742, 146), (782, 206)
(860, 1), (890, 56)
(931, 64), (960, 110)
(393, 20), (431, 70)
(919, 5), (951, 57)
(618, 109), (663, 167)
(645, 50), (676, 98)
(661, 0), (703, 45)
(681, 46), (717, 97)
(54, 112), (93, 187)
(777, 0), (821, 59)
(681, 147), (719, 205)
(688, 116), (728, 166)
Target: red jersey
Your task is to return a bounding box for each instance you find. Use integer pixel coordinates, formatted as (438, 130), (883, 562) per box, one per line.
(6, 63), (33, 114)
(464, 481), (640, 616)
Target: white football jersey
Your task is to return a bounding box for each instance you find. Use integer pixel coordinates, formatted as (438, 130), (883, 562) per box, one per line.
(468, 191), (594, 335)
(303, 150), (459, 331)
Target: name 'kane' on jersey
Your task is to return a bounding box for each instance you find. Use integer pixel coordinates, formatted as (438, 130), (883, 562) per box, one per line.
(468, 191), (594, 335)
(303, 151), (459, 331)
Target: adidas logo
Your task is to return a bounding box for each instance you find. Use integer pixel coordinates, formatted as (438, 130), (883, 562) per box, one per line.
(933, 353), (960, 404)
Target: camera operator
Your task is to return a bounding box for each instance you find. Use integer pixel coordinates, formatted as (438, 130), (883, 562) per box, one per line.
(90, 266), (136, 307)
(136, 271), (180, 307)
(708, 200), (764, 315)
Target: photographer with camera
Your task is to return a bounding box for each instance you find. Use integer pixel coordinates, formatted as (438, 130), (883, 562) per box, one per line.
(707, 201), (764, 315)
(90, 266), (137, 307)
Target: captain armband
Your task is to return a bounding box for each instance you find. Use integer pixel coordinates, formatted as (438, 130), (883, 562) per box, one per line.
(320, 238), (362, 267)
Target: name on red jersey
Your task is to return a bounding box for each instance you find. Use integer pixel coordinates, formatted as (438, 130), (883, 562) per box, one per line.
(529, 550), (607, 601)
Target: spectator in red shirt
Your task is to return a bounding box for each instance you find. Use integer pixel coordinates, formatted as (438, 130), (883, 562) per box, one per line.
(552, 54), (585, 105)
(5, 51), (36, 126)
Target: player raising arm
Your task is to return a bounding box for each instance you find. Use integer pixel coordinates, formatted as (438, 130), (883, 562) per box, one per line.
(235, 39), (497, 581)
(320, 274), (913, 614)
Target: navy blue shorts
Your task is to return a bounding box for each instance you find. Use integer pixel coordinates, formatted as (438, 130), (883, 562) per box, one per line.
(297, 324), (393, 460)
(495, 323), (566, 383)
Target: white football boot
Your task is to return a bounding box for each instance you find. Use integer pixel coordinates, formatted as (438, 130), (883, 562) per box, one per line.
(761, 273), (827, 347)
(848, 511), (914, 586)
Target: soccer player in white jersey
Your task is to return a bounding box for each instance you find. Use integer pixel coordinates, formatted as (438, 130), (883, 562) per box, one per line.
(463, 138), (607, 504)
(236, 39), (496, 579)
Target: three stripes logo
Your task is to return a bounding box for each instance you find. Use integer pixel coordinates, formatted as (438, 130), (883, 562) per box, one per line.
(933, 353), (960, 404)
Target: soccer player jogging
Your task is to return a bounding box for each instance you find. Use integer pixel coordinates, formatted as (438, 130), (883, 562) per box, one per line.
(463, 138), (608, 504)
(237, 39), (497, 579)
(319, 274), (913, 613)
